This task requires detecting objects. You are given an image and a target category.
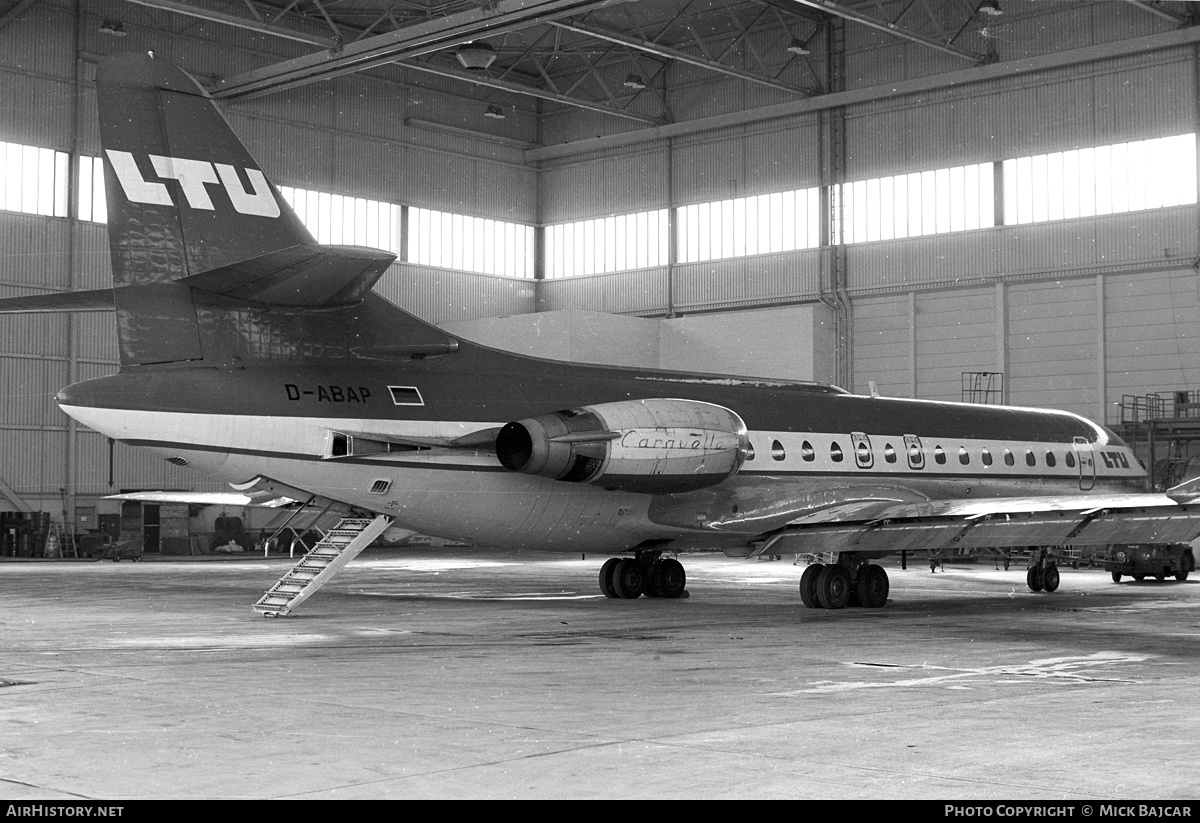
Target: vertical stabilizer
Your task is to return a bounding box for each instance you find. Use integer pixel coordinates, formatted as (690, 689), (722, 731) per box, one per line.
(97, 51), (314, 286)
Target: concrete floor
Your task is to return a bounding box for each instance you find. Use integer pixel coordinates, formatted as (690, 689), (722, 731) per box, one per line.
(1, 549), (1198, 799)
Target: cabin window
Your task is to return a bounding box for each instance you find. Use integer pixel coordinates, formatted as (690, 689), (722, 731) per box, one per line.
(1025, 450), (1036, 467)
(958, 447), (970, 465)
(1046, 451), (1057, 468)
(771, 440), (786, 461)
(831, 442), (844, 462)
(884, 444), (897, 464)
(934, 445), (946, 465)
(801, 441), (815, 462)
(1065, 451), (1076, 468)
(745, 443), (755, 461)
(981, 448), (993, 466)
(1004, 449), (1015, 467)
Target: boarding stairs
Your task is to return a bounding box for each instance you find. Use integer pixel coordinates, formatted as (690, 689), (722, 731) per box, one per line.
(253, 514), (392, 617)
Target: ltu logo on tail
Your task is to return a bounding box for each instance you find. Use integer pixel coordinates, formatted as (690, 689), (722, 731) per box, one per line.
(106, 149), (280, 218)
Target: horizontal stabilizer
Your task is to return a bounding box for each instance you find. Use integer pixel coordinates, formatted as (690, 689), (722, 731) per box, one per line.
(0, 289), (115, 313)
(180, 243), (397, 307)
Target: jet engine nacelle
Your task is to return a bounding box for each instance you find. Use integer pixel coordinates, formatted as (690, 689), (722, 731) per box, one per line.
(495, 398), (750, 494)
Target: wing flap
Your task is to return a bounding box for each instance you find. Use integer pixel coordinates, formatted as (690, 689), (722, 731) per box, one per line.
(763, 504), (1200, 558)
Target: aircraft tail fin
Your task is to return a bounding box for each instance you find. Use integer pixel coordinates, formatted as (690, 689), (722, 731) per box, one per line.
(80, 52), (425, 366)
(97, 51), (327, 286)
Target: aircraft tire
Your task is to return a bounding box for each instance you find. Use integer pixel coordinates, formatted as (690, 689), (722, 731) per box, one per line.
(1042, 564), (1060, 593)
(612, 558), (645, 599)
(1026, 566), (1044, 592)
(1176, 570), (1189, 582)
(799, 564), (824, 608)
(1133, 574), (1145, 581)
(653, 558), (686, 599)
(856, 564), (889, 608)
(1112, 572), (1122, 583)
(599, 558), (621, 598)
(816, 565), (851, 609)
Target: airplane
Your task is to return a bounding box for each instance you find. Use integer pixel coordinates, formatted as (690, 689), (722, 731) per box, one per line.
(5, 50), (1200, 612)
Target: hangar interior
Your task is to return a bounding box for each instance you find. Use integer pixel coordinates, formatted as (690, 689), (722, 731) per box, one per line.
(0, 0), (1198, 552)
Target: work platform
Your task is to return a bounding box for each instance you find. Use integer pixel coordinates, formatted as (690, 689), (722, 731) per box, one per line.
(1114, 389), (1200, 489)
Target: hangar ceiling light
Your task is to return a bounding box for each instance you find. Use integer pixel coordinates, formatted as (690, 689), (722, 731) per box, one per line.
(456, 41), (497, 71)
(979, 0), (1003, 15)
(99, 19), (127, 36)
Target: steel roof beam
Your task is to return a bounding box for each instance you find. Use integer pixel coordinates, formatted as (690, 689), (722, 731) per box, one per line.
(210, 0), (624, 100)
(120, 0), (340, 48)
(1117, 0), (1192, 25)
(550, 17), (810, 95)
(405, 58), (663, 123)
(788, 0), (985, 63)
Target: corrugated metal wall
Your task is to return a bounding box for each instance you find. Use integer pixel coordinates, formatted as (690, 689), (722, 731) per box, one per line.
(1007, 280), (1099, 420)
(852, 295), (913, 398)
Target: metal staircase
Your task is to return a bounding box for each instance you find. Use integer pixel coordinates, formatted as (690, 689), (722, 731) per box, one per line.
(253, 514), (391, 617)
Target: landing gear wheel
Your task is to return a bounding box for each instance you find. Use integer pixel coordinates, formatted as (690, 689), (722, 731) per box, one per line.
(612, 558), (645, 599)
(1112, 572), (1122, 583)
(856, 564), (890, 608)
(1133, 574), (1145, 582)
(599, 558), (620, 598)
(799, 564), (824, 608)
(1042, 564), (1060, 593)
(652, 558), (686, 599)
(816, 565), (852, 610)
(1156, 573), (1166, 583)
(1026, 565), (1044, 592)
(1176, 570), (1189, 582)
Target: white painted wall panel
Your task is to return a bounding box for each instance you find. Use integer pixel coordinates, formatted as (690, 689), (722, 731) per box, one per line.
(538, 268), (670, 316)
(1105, 269), (1200, 412)
(374, 264), (536, 325)
(1007, 281), (1098, 419)
(915, 289), (996, 402)
(852, 295), (912, 398)
(673, 249), (821, 312)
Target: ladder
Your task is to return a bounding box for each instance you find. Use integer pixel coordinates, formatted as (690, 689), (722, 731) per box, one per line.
(253, 514), (391, 617)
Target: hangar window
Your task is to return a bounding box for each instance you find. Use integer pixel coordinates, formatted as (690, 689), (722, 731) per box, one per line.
(2, 141), (68, 219)
(1002, 134), (1197, 226)
(77, 154), (107, 222)
(678, 187), (820, 263)
(545, 209), (668, 277)
(833, 162), (995, 244)
(771, 440), (786, 461)
(830, 442), (844, 462)
(279, 185), (401, 254)
(801, 441), (815, 462)
(408, 207), (534, 278)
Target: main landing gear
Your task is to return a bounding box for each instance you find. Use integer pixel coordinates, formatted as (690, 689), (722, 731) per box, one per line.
(798, 559), (889, 609)
(1025, 549), (1061, 593)
(598, 552), (688, 599)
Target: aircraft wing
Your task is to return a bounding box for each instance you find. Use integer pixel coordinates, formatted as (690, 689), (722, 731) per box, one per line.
(757, 493), (1200, 558)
